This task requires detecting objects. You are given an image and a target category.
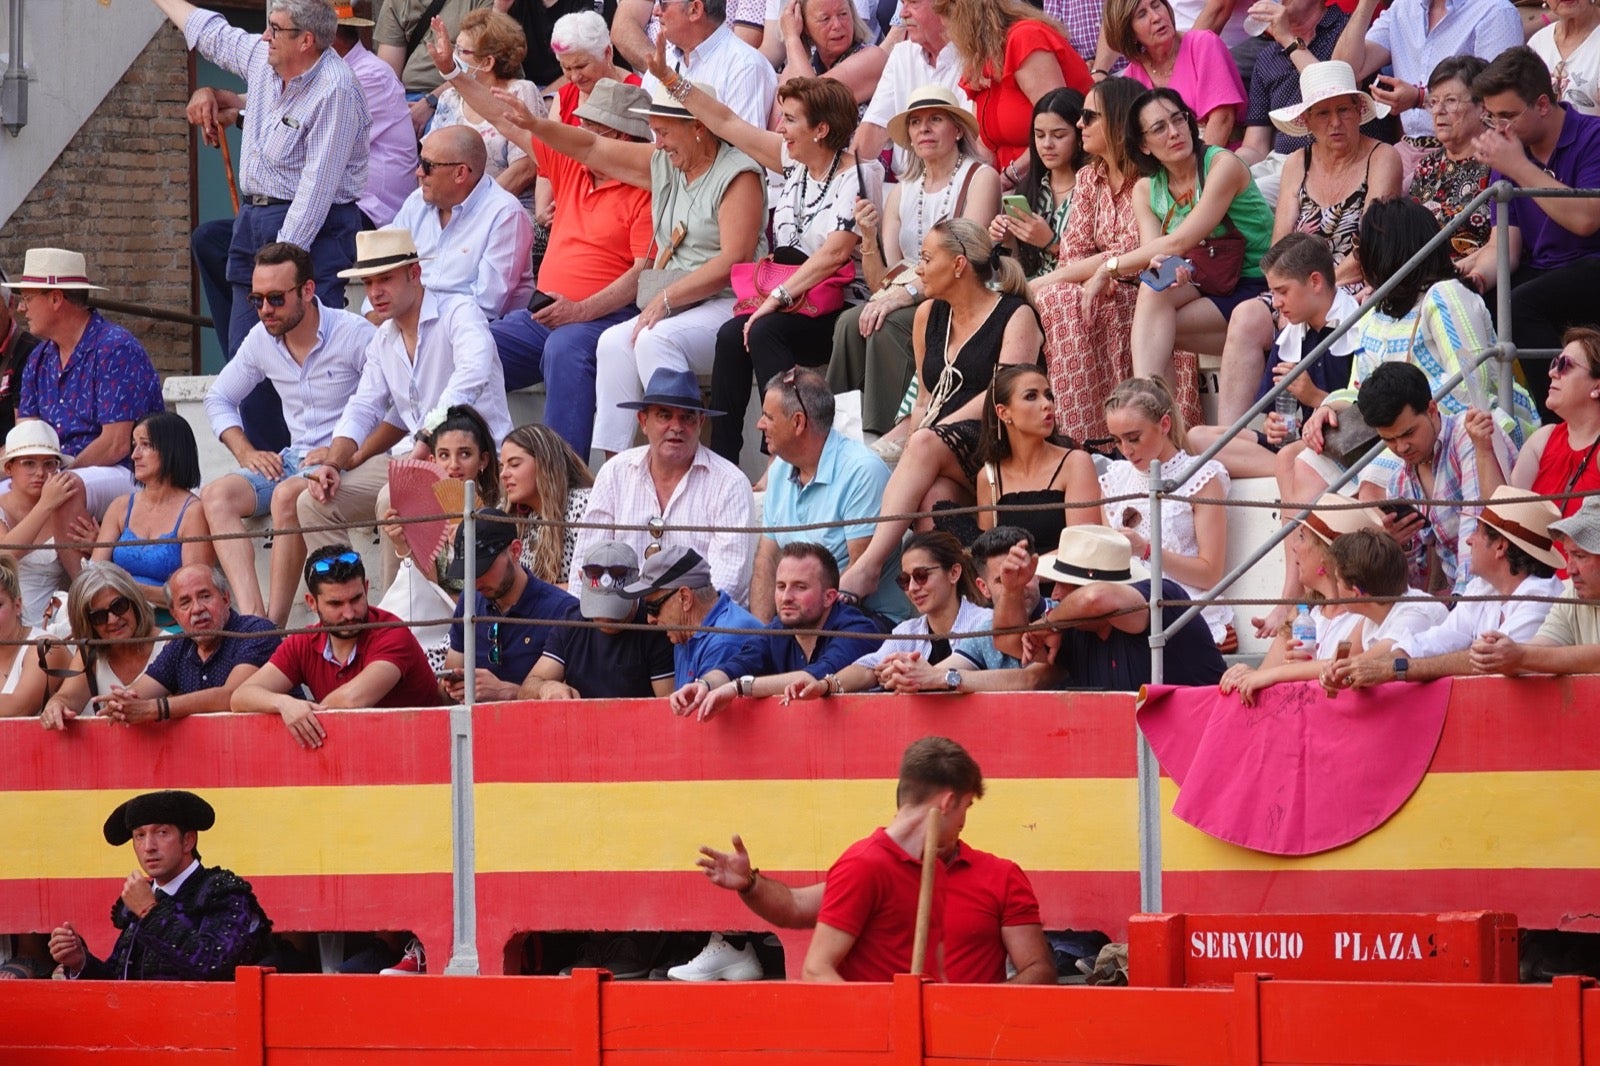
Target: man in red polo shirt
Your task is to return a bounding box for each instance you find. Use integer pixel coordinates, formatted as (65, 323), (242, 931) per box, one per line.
(232, 543), (441, 747)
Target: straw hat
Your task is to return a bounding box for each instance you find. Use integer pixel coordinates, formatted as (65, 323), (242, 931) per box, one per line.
(336, 228), (431, 280)
(1269, 61), (1390, 138)
(333, 3), (375, 27)
(1300, 492), (1382, 546)
(574, 78), (652, 140)
(630, 80), (718, 121)
(1479, 486), (1565, 569)
(1, 421), (70, 469)
(1, 248), (106, 291)
(886, 84), (982, 150)
(1036, 526), (1148, 588)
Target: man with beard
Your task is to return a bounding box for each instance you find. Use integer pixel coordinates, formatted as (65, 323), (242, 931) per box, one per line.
(200, 242), (374, 626)
(233, 544), (441, 747)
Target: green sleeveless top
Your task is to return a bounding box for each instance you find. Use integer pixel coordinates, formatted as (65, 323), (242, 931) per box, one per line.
(1149, 146), (1273, 280)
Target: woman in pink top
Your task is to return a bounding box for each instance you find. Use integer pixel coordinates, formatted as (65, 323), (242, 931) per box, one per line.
(1102, 0), (1244, 147)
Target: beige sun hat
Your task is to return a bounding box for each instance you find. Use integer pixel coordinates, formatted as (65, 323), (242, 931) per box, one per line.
(2, 421), (71, 469)
(337, 228), (431, 280)
(1269, 61), (1390, 138)
(1300, 492), (1383, 546)
(886, 84), (982, 150)
(1, 248), (107, 292)
(1036, 525), (1148, 588)
(1550, 494), (1600, 555)
(1479, 485), (1565, 570)
(574, 78), (652, 140)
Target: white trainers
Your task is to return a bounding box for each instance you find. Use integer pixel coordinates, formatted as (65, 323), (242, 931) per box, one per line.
(665, 933), (764, 982)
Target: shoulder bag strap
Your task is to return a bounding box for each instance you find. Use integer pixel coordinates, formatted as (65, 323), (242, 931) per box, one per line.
(404, 0), (453, 67)
(950, 160), (980, 219)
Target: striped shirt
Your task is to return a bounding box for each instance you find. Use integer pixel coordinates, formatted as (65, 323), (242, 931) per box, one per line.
(184, 11), (370, 251)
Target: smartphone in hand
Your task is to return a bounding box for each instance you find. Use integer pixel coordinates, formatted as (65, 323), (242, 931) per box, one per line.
(526, 290), (556, 314)
(1140, 257), (1191, 291)
(1002, 194), (1031, 218)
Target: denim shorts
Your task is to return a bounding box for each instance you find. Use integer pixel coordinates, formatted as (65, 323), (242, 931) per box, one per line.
(231, 448), (307, 516)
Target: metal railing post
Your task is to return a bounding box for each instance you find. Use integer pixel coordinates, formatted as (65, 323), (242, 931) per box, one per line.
(446, 484), (480, 976)
(1139, 458), (1164, 913)
(1495, 189), (1515, 417)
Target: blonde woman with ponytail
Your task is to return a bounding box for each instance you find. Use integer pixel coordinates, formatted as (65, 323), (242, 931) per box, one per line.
(840, 219), (1043, 600)
(1100, 375), (1236, 651)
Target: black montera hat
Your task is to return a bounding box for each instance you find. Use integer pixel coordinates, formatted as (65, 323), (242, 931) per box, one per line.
(103, 790), (216, 846)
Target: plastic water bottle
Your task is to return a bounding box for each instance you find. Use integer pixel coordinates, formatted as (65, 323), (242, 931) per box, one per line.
(1291, 604), (1317, 656)
(1274, 388), (1301, 442)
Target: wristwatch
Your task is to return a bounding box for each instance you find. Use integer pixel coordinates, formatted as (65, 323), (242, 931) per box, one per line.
(736, 674), (756, 697)
(1104, 255), (1120, 277)
(1282, 37), (1307, 55)
(904, 281), (921, 299)
(1393, 657), (1409, 682)
(944, 668), (962, 692)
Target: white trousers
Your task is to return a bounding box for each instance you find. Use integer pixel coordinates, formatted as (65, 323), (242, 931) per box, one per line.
(591, 295), (735, 453)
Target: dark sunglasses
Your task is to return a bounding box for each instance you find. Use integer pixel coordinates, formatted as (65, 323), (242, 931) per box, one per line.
(1552, 352), (1593, 377)
(419, 158), (464, 176)
(309, 550), (363, 577)
(644, 591), (675, 620)
(582, 564), (634, 588)
(1079, 108), (1100, 125)
(247, 290), (291, 310)
(895, 565), (945, 591)
(87, 596), (134, 627)
(645, 516), (666, 559)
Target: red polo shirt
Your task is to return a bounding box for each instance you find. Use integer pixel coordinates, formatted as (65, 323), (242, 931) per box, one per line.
(266, 606), (443, 708)
(818, 827), (946, 982)
(943, 843), (1042, 984)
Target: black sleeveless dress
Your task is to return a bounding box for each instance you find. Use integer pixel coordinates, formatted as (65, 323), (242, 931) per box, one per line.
(986, 451), (1072, 554)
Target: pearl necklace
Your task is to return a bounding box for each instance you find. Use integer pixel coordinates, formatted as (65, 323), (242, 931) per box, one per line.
(914, 160), (963, 247)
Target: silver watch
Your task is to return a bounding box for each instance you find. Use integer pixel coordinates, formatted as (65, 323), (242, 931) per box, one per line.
(737, 674), (756, 697)
(944, 668), (961, 692)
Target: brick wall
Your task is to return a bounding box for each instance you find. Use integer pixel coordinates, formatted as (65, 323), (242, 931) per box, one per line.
(0, 24), (194, 376)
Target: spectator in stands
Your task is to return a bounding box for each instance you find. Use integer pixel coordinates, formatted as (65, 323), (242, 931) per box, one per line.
(48, 790), (273, 981)
(1234, 0), (1372, 205)
(0, 268), (41, 439)
(778, 0), (890, 113)
(383, 404), (501, 590)
(1408, 57), (1493, 261)
(840, 221), (1043, 600)
(989, 524), (1227, 687)
(946, 525), (1058, 669)
(1467, 328), (1600, 529)
(853, 0), (974, 173)
(1100, 376), (1235, 648)
(1111, 89), (1273, 416)
(548, 12), (640, 125)
(1329, 488), (1565, 687)
(200, 242), (375, 627)
(234, 545), (444, 748)
(155, 0), (369, 452)
(1464, 46), (1600, 415)
(91, 413), (212, 623)
(5, 248), (164, 520)
(754, 368), (907, 625)
(1219, 492), (1381, 704)
(0, 421), (82, 625)
(521, 541), (676, 698)
(568, 368), (758, 606)
(1528, 0), (1600, 117)
(465, 78), (654, 461)
(0, 555), (66, 718)
(38, 563), (161, 731)
(629, 0), (779, 129)
(834, 87), (999, 438)
(990, 89), (1087, 282)
(636, 75), (881, 465)
(803, 735), (1053, 982)
(1032, 75), (1148, 443)
(976, 364), (1100, 551)
(1347, 363), (1512, 596)
(490, 84), (765, 460)
(1332, 0), (1522, 177)
(438, 509), (581, 702)
(390, 125), (537, 320)
(1468, 494), (1600, 675)
(375, 0), (491, 129)
(428, 10), (543, 208)
(499, 425), (594, 586)
(667, 542), (881, 718)
(298, 229), (512, 591)
(98, 564), (280, 724)
(937, 0), (1093, 176)
(1102, 0), (1244, 147)
(331, 2), (418, 230)
(1316, 529), (1448, 689)
(623, 545), (762, 690)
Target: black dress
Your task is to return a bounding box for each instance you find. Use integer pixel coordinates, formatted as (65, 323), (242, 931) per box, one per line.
(986, 450), (1071, 553)
(920, 293), (1039, 483)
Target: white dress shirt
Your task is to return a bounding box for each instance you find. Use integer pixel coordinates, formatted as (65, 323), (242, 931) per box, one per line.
(391, 177), (536, 319)
(204, 299), (376, 451)
(333, 289), (513, 450)
(1355, 591), (1451, 651)
(342, 40), (418, 228)
(1394, 574), (1567, 660)
(642, 22), (778, 129)
(861, 41), (972, 175)
(568, 443), (758, 606)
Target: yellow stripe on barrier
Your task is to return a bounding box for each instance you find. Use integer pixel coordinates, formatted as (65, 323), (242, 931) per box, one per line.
(475, 778), (1142, 873)
(4, 785), (453, 880)
(1161, 771), (1600, 871)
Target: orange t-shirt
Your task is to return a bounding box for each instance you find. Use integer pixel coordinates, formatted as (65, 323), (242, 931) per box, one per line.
(532, 142), (654, 303)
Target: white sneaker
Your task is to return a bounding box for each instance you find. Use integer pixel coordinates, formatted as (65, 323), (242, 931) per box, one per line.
(666, 933), (763, 982)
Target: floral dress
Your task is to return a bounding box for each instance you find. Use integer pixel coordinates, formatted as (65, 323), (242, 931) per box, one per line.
(1408, 150), (1491, 257)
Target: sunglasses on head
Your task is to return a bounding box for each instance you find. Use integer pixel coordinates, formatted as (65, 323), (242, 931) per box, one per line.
(309, 550), (363, 577)
(895, 565), (945, 591)
(582, 564), (634, 588)
(780, 367), (811, 426)
(87, 596), (134, 627)
(247, 290), (292, 310)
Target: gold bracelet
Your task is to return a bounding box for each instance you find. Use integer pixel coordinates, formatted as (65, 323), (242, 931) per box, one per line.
(739, 868), (761, 895)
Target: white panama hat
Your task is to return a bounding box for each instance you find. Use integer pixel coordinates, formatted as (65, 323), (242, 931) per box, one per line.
(1269, 61), (1390, 138)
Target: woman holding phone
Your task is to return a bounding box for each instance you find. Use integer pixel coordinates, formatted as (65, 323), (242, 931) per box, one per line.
(990, 88), (1088, 279)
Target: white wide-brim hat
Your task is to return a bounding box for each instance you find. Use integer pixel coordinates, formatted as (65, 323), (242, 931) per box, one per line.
(1269, 60), (1390, 138)
(1479, 485), (1566, 570)
(1, 248), (106, 291)
(630, 80), (718, 121)
(1036, 525), (1148, 588)
(2, 420), (71, 469)
(1300, 492), (1382, 546)
(886, 84), (982, 150)
(337, 228), (432, 280)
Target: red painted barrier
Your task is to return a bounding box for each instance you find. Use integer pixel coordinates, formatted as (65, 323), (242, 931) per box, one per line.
(1127, 912), (1519, 986)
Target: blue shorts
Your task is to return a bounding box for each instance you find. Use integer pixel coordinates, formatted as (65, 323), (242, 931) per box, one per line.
(230, 449), (307, 516)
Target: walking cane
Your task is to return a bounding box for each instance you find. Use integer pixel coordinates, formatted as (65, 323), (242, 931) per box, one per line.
(909, 806), (942, 976)
(215, 120), (240, 215)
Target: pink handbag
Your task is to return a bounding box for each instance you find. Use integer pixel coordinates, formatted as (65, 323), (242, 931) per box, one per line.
(731, 247), (855, 317)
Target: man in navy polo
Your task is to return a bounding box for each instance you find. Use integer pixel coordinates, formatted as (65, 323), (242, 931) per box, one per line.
(102, 564), (279, 724)
(439, 508), (581, 702)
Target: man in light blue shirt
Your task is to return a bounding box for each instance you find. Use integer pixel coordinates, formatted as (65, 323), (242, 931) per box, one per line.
(390, 125), (536, 319)
(623, 545), (761, 689)
(757, 369), (909, 625)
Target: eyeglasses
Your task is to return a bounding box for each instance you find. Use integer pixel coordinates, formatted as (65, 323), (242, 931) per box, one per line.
(1482, 105), (1529, 130)
(1079, 108), (1100, 125)
(582, 564), (634, 588)
(1140, 111), (1188, 138)
(419, 158), (466, 176)
(309, 550), (363, 579)
(1427, 94), (1472, 114)
(488, 621), (501, 667)
(1551, 352), (1593, 377)
(263, 22), (304, 39)
(781, 367), (811, 426)
(645, 516), (666, 559)
(894, 564), (946, 591)
(248, 290), (291, 310)
(87, 596), (134, 628)
(644, 591), (675, 620)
